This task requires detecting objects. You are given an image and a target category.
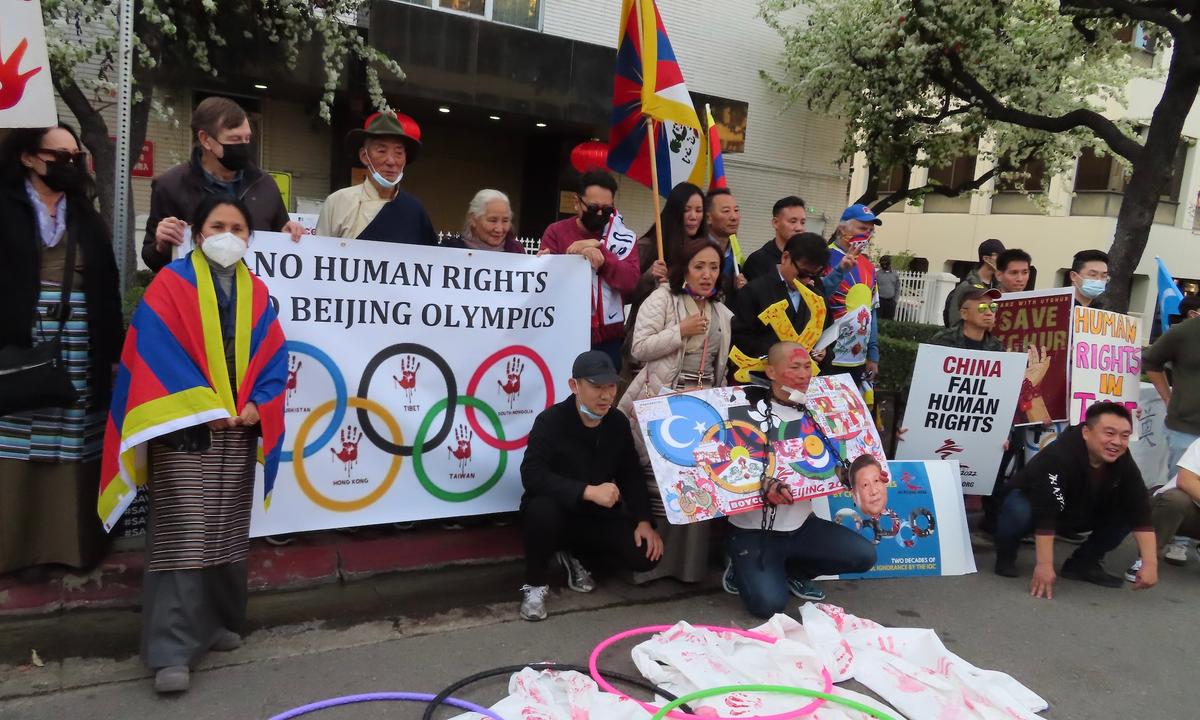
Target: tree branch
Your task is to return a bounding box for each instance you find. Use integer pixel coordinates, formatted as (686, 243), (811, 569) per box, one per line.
(1060, 0), (1187, 38)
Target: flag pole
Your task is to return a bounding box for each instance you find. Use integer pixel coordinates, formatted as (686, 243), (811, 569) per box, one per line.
(646, 118), (665, 263)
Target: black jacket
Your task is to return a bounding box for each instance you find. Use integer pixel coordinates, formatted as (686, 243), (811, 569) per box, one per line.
(355, 190), (438, 246)
(520, 396), (653, 523)
(1008, 425), (1152, 534)
(142, 151), (290, 271)
(741, 239), (782, 283)
(0, 185), (125, 406)
(730, 273), (825, 376)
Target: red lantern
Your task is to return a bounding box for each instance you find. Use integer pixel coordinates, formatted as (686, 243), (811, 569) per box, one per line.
(570, 140), (609, 173)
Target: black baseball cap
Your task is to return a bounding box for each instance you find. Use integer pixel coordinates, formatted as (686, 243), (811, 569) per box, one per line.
(978, 239), (1005, 259)
(572, 351), (619, 385)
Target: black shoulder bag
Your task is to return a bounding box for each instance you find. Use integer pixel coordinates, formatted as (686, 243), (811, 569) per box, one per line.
(0, 230), (82, 415)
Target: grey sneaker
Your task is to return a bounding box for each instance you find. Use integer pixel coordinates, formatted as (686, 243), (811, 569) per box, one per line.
(520, 584), (549, 621)
(721, 557), (739, 595)
(787, 577), (826, 601)
(1165, 539), (1189, 565)
(556, 551), (596, 593)
(211, 629), (242, 652)
(154, 665), (190, 694)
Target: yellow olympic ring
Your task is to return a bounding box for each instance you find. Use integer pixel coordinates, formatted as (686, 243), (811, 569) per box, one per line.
(293, 397), (404, 512)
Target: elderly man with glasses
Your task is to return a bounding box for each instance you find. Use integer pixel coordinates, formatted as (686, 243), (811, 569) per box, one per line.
(928, 287), (1005, 352)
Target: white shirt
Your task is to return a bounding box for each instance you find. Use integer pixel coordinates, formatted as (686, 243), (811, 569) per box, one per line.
(728, 400), (813, 532)
(1156, 435), (1200, 508)
(315, 180), (391, 239)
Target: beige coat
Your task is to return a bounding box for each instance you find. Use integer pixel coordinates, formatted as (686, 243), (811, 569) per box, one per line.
(619, 285), (733, 420)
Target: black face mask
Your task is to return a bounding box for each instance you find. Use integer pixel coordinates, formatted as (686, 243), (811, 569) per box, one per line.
(216, 142), (251, 172)
(580, 207), (613, 233)
(40, 161), (85, 193)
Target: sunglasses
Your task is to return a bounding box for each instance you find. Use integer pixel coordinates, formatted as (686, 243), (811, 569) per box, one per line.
(975, 302), (999, 313)
(578, 197), (615, 214)
(36, 149), (88, 166)
(793, 263), (827, 282)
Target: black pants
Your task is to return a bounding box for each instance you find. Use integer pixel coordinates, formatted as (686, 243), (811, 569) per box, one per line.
(521, 496), (658, 585)
(879, 297), (897, 320)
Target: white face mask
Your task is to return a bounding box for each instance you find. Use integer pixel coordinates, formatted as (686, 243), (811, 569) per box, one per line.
(201, 231), (248, 268)
(368, 159), (402, 189)
(782, 385), (808, 406)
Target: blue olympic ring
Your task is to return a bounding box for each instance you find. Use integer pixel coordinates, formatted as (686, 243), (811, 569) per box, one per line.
(281, 341), (347, 463)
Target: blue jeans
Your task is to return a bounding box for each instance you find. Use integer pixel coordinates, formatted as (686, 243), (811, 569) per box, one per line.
(994, 490), (1129, 564)
(727, 517), (875, 618)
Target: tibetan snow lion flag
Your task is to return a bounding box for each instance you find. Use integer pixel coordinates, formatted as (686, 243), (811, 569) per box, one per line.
(608, 0), (707, 195)
(98, 252), (289, 531)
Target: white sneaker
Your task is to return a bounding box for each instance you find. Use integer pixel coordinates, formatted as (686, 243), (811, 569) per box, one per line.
(1164, 540), (1189, 565)
(520, 584), (549, 621)
(1124, 558), (1142, 583)
(556, 551), (596, 593)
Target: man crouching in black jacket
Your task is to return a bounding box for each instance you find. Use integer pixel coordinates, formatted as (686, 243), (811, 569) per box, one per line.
(994, 402), (1158, 598)
(518, 351), (663, 621)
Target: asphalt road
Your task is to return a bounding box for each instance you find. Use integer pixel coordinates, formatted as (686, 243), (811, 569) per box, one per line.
(0, 541), (1194, 720)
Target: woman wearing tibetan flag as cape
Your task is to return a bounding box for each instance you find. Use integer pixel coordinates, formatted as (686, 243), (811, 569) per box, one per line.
(100, 196), (287, 694)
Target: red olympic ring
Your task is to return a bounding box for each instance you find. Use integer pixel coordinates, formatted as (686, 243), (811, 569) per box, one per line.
(465, 345), (554, 451)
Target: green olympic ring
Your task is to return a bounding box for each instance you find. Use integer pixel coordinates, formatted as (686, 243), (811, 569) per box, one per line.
(412, 395), (507, 502)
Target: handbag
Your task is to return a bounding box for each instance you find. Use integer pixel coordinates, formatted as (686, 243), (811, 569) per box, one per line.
(0, 227), (82, 415)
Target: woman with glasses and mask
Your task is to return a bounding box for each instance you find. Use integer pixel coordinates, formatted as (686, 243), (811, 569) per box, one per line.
(103, 195), (288, 693)
(729, 232), (831, 381)
(0, 124), (123, 579)
(617, 239), (733, 583)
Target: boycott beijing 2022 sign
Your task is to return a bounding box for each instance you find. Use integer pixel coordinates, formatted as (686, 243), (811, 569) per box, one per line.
(246, 233), (589, 536)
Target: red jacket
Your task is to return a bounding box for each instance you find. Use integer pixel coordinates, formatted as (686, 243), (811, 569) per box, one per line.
(539, 217), (641, 345)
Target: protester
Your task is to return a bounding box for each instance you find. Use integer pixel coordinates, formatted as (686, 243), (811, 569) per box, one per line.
(822, 204), (882, 387)
(0, 124), (123, 576)
(993, 403), (1158, 598)
(114, 196), (288, 693)
(538, 170), (638, 369)
(723, 343), (876, 617)
(706, 187), (747, 291)
(741, 196), (807, 282)
(518, 351), (662, 621)
(1127, 436), (1200, 581)
(876, 255), (899, 321)
(1068, 249), (1109, 307)
(1143, 294), (1200, 560)
(142, 96), (301, 271)
(928, 288), (1004, 351)
(943, 239), (1004, 327)
(442, 189), (524, 253)
(630, 182), (707, 313)
(730, 232), (830, 367)
(330, 112), (438, 246)
(995, 248), (1032, 293)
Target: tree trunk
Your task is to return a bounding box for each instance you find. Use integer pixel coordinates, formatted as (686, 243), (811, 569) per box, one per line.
(1100, 51), (1200, 315)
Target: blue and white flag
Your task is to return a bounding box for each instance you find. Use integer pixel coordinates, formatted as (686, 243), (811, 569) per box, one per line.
(1157, 256), (1185, 333)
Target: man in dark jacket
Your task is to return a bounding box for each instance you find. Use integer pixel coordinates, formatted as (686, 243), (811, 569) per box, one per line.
(994, 402), (1159, 598)
(518, 351), (662, 621)
(943, 238), (1004, 327)
(928, 287), (1004, 352)
(730, 232), (830, 379)
(142, 96), (302, 271)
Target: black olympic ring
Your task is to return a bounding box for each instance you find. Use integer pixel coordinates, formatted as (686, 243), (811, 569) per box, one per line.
(873, 509), (902, 539)
(909, 507), (936, 538)
(357, 343), (457, 457)
(421, 663), (696, 720)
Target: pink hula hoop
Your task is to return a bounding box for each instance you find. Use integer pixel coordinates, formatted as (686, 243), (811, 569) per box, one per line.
(587, 624), (832, 720)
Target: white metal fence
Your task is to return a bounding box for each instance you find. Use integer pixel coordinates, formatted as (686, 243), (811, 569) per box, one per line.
(435, 231), (541, 254)
(894, 270), (960, 326)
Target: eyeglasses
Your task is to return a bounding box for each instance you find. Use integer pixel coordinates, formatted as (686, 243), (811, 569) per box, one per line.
(36, 149), (88, 166)
(975, 302), (999, 313)
(578, 197), (615, 214)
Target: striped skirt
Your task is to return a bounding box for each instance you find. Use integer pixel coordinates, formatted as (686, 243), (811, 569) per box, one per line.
(146, 427), (256, 572)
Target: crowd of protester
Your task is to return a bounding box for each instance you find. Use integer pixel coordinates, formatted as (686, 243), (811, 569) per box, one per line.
(4, 99), (1199, 695)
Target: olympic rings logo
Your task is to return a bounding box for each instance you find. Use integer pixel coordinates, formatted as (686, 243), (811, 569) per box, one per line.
(284, 341), (553, 510)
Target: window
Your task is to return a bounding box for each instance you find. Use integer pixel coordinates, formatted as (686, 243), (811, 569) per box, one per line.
(396, 0), (541, 29)
(996, 156), (1046, 192)
(1074, 147), (1126, 192)
(928, 153), (977, 189)
(875, 165), (907, 195)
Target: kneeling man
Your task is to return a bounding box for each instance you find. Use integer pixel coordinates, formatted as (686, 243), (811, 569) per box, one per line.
(519, 351), (663, 621)
(724, 342), (876, 617)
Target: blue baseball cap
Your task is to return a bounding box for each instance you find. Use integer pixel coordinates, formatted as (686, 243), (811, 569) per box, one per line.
(840, 203), (883, 226)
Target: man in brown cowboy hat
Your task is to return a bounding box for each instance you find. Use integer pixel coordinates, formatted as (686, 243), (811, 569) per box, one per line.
(316, 111), (436, 245)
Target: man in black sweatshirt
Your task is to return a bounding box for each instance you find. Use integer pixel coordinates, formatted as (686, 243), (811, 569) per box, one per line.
(994, 402), (1158, 598)
(518, 351), (663, 621)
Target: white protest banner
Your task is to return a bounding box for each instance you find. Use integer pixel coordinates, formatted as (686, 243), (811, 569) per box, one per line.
(812, 460), (976, 579)
(1069, 305), (1141, 431)
(1130, 382), (1168, 487)
(634, 374), (888, 525)
(895, 345), (1026, 494)
(246, 233), (590, 535)
(1, 1), (56, 128)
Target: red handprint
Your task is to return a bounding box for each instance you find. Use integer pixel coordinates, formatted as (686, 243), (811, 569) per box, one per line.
(724, 692), (764, 713)
(330, 425), (362, 474)
(286, 356), (302, 400)
(0, 39), (42, 111)
(393, 356), (420, 402)
(447, 425), (473, 472)
(497, 357), (524, 408)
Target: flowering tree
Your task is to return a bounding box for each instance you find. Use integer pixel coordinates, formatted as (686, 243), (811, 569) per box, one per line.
(762, 0), (1199, 312)
(42, 0), (403, 276)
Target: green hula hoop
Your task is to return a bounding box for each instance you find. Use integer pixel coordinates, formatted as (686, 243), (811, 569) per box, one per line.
(649, 684), (899, 720)
(412, 396), (507, 502)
